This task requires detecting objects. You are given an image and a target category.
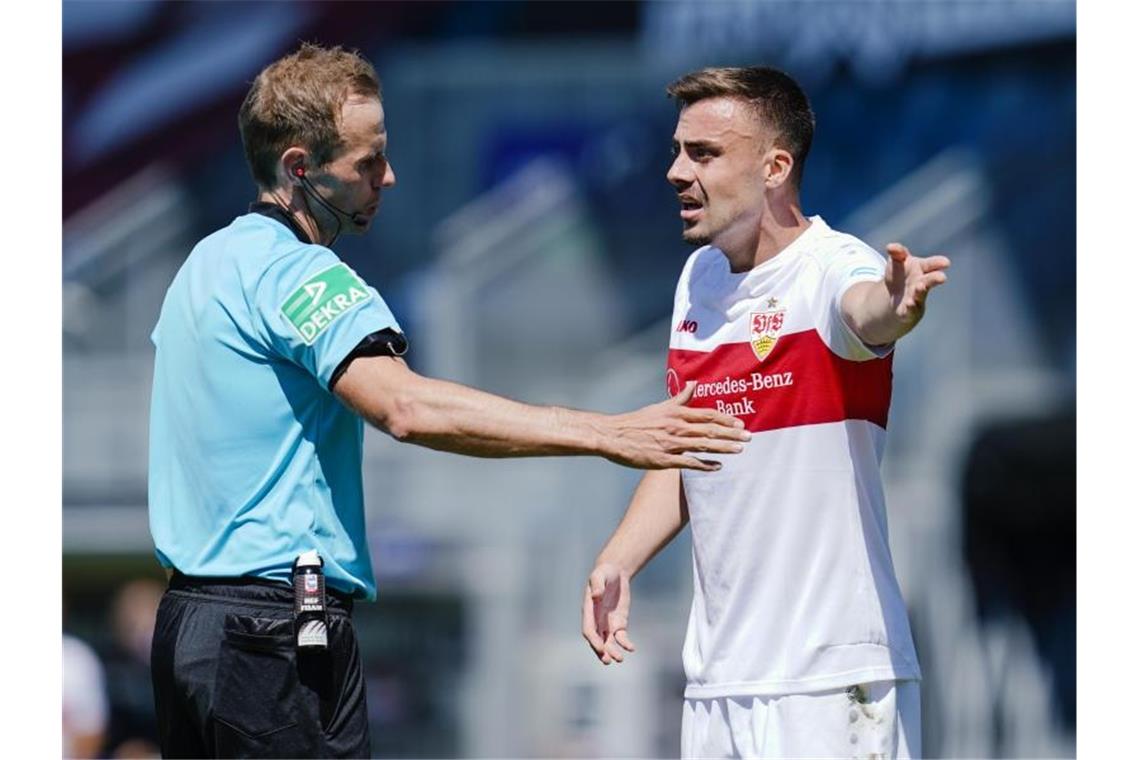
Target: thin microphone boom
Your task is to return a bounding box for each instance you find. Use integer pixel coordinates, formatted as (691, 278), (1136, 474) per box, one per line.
(300, 174), (367, 225)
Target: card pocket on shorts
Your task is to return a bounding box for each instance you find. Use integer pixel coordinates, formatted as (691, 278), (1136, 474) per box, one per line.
(212, 614), (304, 753)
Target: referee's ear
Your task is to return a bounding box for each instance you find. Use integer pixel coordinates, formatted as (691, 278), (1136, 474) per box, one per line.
(278, 147), (310, 189)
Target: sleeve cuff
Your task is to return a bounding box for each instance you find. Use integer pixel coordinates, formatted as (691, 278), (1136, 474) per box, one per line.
(835, 276), (895, 361)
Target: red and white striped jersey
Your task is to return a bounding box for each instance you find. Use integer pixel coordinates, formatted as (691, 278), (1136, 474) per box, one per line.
(667, 216), (921, 698)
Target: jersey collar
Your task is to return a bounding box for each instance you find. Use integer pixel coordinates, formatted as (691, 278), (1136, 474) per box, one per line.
(248, 202), (314, 245)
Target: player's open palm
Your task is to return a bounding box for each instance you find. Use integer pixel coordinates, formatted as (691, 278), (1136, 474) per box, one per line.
(884, 242), (950, 329)
(582, 563), (635, 665)
(605, 381), (748, 472)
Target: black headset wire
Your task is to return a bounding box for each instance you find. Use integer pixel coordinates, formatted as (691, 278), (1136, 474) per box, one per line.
(296, 172), (346, 246)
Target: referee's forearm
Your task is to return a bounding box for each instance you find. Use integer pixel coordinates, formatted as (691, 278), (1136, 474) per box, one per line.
(337, 355), (613, 458)
(391, 387), (608, 459)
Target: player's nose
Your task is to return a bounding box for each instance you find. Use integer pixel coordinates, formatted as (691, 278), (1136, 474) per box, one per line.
(667, 154), (693, 189)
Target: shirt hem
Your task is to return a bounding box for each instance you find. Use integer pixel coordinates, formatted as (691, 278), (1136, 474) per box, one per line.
(683, 665), (921, 699)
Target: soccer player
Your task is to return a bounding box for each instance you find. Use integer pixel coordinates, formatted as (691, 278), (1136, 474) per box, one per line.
(147, 45), (749, 758)
(581, 67), (949, 758)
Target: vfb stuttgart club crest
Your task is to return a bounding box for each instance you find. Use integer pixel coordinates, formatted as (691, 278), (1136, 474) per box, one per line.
(750, 306), (786, 362)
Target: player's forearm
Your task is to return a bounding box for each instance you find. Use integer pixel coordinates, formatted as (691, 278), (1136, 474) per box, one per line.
(842, 280), (917, 347)
(596, 469), (688, 577)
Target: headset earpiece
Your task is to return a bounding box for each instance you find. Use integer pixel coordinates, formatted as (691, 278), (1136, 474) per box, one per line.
(293, 165), (306, 179)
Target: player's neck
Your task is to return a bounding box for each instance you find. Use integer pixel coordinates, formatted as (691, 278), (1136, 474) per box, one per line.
(723, 201), (809, 273)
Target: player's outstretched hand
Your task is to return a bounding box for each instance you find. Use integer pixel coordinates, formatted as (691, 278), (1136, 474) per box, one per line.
(884, 243), (950, 331)
(601, 382), (749, 471)
(582, 563), (635, 665)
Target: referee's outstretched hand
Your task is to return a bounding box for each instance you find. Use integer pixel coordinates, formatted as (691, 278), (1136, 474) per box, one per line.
(601, 381), (749, 472)
(583, 563), (635, 665)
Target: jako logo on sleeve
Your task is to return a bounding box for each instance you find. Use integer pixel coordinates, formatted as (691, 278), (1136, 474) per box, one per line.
(676, 319), (698, 333)
(281, 263), (372, 345)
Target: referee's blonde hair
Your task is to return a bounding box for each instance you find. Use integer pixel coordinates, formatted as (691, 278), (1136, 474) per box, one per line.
(239, 43), (382, 189)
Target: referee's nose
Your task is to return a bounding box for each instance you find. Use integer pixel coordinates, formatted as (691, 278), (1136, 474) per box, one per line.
(378, 158), (396, 189)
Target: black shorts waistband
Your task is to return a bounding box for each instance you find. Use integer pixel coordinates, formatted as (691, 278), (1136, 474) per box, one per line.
(168, 571), (354, 613)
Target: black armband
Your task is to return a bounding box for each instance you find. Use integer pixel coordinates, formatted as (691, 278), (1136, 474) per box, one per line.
(329, 328), (409, 389)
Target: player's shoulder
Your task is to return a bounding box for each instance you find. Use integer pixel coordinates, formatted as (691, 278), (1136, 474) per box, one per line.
(802, 217), (882, 270)
(671, 245), (723, 306)
(679, 244), (723, 285)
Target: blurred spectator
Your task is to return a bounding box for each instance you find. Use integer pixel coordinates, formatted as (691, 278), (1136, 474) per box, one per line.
(63, 633), (108, 759)
(100, 579), (163, 758)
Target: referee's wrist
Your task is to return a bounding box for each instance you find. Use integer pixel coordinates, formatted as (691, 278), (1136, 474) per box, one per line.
(559, 407), (611, 459)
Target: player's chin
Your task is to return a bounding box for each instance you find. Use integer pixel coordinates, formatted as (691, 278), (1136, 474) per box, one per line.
(681, 224), (711, 246)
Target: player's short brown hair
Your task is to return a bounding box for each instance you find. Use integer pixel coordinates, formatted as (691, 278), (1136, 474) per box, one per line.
(667, 66), (815, 187)
(239, 43), (382, 189)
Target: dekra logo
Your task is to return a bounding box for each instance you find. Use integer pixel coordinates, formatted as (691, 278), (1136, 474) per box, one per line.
(281, 263), (373, 345)
(296, 287), (370, 342)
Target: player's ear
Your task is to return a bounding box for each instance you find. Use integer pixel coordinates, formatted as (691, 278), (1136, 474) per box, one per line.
(764, 147), (794, 190)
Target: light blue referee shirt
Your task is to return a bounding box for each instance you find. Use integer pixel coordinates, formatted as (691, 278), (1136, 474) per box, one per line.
(148, 210), (401, 600)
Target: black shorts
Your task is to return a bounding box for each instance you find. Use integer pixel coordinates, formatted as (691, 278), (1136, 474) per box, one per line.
(150, 573), (371, 758)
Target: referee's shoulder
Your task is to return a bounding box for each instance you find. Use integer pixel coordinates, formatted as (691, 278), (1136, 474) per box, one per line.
(244, 222), (341, 278)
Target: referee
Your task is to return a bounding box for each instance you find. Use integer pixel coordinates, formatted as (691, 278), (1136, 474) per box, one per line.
(146, 44), (748, 758)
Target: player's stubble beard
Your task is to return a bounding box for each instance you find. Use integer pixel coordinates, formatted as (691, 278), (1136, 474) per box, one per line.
(680, 199), (724, 247)
(682, 220), (712, 247)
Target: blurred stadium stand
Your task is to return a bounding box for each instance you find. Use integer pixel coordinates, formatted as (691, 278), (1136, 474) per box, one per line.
(63, 1), (1075, 756)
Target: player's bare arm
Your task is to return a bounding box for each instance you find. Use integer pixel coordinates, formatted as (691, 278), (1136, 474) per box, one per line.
(333, 356), (750, 470)
(583, 469), (689, 664)
(842, 242), (951, 346)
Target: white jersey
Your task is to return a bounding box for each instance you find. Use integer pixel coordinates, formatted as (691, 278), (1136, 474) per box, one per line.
(667, 216), (921, 699)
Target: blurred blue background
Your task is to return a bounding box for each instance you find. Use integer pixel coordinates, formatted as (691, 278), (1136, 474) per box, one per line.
(62, 1), (1075, 757)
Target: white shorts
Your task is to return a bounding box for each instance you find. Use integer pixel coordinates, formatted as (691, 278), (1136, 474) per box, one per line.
(681, 680), (921, 759)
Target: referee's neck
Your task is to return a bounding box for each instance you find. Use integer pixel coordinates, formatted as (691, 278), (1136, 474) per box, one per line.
(256, 189), (326, 246)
